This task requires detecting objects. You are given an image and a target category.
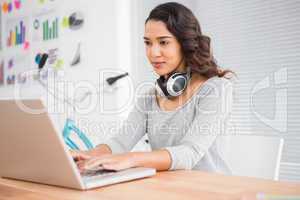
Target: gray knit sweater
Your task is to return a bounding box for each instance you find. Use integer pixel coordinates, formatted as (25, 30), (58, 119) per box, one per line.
(105, 76), (233, 174)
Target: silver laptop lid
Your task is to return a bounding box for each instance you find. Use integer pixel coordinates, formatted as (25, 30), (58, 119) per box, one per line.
(0, 99), (84, 189)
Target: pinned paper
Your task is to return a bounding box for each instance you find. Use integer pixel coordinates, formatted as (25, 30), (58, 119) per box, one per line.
(3, 53), (31, 86)
(62, 12), (84, 30)
(6, 19), (28, 48)
(32, 14), (59, 42)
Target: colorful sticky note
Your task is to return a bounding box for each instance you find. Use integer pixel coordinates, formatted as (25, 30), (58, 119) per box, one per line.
(62, 17), (69, 28)
(54, 59), (64, 69)
(14, 0), (21, 9)
(23, 41), (30, 50)
(8, 2), (13, 12)
(2, 2), (8, 13)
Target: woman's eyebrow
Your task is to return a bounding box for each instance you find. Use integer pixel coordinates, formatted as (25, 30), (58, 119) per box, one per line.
(143, 36), (173, 40)
(157, 36), (173, 39)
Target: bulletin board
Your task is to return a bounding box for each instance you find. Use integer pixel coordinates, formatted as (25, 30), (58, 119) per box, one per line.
(0, 0), (84, 88)
(0, 0), (125, 147)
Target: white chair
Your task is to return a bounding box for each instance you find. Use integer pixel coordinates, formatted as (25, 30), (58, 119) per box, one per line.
(223, 135), (284, 180)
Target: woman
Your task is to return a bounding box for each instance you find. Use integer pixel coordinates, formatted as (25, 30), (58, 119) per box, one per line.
(73, 2), (234, 174)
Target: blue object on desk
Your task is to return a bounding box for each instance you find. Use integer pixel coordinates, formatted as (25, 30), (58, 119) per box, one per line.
(63, 118), (94, 150)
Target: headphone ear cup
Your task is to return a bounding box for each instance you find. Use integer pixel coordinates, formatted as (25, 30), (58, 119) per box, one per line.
(155, 70), (191, 98)
(166, 73), (188, 97)
(156, 77), (169, 97)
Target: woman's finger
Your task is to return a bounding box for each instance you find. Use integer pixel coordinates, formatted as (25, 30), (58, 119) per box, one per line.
(84, 157), (113, 170)
(76, 160), (85, 169)
(102, 163), (122, 171)
(70, 150), (78, 158)
(76, 160), (86, 173)
(70, 150), (91, 161)
(78, 153), (91, 160)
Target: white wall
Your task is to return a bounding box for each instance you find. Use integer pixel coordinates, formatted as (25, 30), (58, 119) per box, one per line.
(194, 0), (300, 181)
(0, 0), (132, 146)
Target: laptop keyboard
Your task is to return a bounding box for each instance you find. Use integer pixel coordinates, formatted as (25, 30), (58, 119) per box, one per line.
(81, 169), (117, 178)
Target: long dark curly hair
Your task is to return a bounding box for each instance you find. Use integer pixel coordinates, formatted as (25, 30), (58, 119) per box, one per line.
(145, 2), (234, 78)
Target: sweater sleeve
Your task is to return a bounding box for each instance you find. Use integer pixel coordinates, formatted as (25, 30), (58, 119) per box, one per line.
(103, 93), (149, 154)
(164, 79), (233, 170)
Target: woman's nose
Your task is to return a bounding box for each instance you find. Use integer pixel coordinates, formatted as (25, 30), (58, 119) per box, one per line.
(150, 44), (162, 57)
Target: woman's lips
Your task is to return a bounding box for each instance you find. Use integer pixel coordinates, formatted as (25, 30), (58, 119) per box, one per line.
(152, 62), (165, 69)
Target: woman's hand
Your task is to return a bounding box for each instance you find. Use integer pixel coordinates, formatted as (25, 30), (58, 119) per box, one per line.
(72, 149), (171, 172)
(70, 150), (92, 162)
(70, 145), (113, 173)
(81, 153), (138, 171)
(70, 144), (112, 162)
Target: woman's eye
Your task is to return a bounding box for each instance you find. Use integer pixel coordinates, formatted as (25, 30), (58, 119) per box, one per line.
(144, 41), (151, 46)
(160, 41), (169, 46)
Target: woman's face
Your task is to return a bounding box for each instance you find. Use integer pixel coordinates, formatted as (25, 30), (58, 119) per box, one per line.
(144, 20), (185, 77)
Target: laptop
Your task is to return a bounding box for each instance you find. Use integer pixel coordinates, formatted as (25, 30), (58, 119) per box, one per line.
(0, 99), (156, 190)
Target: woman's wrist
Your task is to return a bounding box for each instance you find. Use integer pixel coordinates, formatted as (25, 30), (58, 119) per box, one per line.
(129, 152), (142, 168)
(128, 150), (172, 171)
(88, 144), (112, 157)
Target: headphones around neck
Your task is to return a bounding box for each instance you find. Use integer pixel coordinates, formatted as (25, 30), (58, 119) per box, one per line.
(155, 67), (191, 98)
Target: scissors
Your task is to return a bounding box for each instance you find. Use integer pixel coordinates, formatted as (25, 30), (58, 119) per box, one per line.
(63, 118), (94, 150)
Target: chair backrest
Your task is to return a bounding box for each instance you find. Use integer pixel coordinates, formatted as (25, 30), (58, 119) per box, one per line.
(223, 135), (284, 180)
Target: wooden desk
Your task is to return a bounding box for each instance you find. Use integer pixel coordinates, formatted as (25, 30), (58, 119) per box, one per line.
(0, 171), (299, 200)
